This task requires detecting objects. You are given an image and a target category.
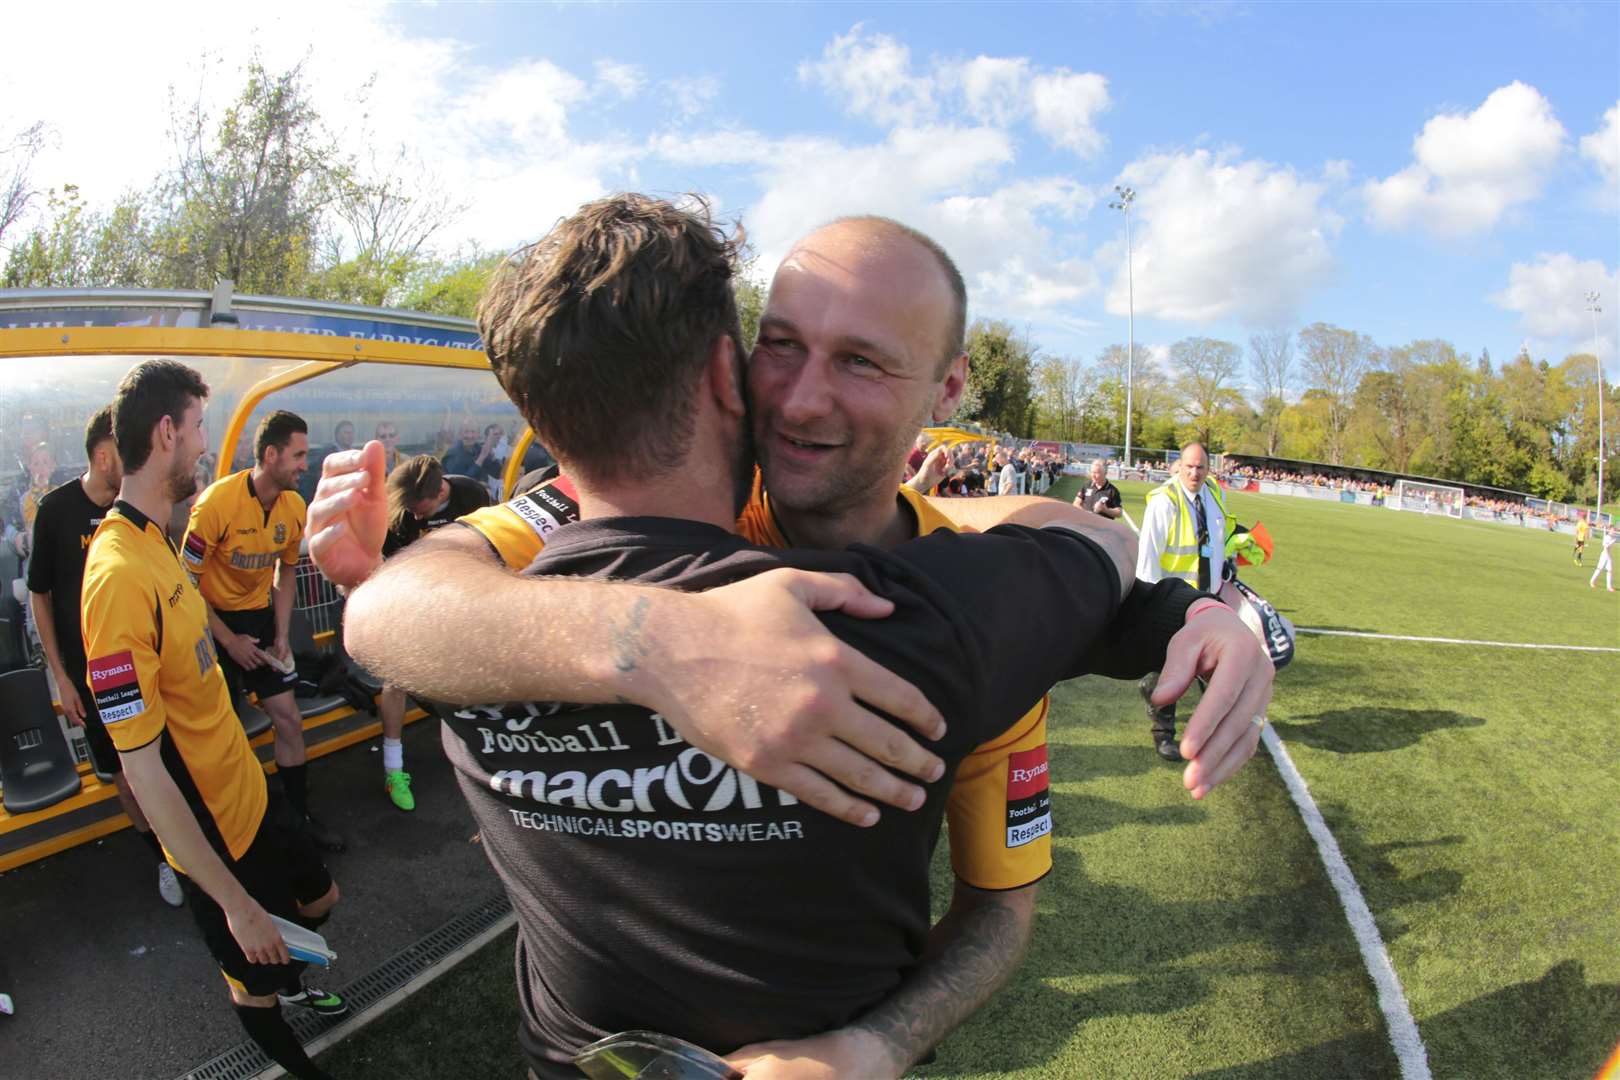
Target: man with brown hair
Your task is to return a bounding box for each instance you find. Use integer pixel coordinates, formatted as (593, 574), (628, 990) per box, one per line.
(315, 195), (1271, 1078)
(28, 406), (180, 906)
(184, 410), (341, 851)
(84, 362), (343, 1080)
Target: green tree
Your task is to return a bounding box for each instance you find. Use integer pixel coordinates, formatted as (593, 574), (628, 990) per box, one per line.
(1298, 322), (1376, 465)
(1247, 329), (1293, 457)
(399, 247), (506, 318)
(149, 58), (338, 293)
(962, 319), (1036, 436)
(1170, 335), (1242, 448)
(1032, 356), (1090, 442)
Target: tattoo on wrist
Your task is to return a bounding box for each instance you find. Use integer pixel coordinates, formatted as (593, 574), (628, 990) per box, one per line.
(850, 893), (1031, 1071)
(610, 596), (652, 674)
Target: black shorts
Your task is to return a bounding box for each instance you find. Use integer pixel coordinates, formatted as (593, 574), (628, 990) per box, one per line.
(68, 673), (121, 777)
(216, 607), (298, 702)
(181, 790), (334, 997)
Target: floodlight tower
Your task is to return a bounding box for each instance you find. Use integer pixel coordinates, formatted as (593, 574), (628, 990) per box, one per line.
(1587, 290), (1605, 524)
(1109, 185), (1136, 468)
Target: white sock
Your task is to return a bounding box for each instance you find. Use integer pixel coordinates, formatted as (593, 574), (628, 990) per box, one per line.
(383, 738), (404, 772)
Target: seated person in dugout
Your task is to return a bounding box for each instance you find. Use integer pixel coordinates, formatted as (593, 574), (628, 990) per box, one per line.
(312, 195), (1273, 1078)
(370, 455), (494, 811)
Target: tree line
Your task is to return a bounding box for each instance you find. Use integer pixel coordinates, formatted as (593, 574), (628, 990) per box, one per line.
(962, 318), (1614, 505)
(2, 59), (1612, 504)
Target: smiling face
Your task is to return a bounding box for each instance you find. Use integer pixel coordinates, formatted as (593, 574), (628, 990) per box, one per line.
(166, 398), (208, 503)
(749, 222), (965, 519)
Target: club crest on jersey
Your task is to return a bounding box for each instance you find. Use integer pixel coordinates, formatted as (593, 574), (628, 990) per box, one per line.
(274, 523), (287, 544)
(1004, 746), (1052, 848)
(88, 650), (146, 724)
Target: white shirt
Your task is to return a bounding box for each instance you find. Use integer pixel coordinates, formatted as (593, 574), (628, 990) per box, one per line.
(999, 462), (1017, 495)
(1136, 480), (1226, 586)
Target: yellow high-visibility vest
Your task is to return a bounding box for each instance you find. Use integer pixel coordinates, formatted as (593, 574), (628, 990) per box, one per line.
(1147, 477), (1233, 586)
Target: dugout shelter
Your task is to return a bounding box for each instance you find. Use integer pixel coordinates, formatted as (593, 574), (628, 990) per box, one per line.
(0, 285), (533, 870)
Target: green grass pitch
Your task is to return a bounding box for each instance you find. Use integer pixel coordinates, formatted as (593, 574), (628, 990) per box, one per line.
(320, 476), (1620, 1079)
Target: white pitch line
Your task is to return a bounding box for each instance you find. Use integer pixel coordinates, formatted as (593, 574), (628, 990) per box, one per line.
(1295, 627), (1620, 653)
(1260, 725), (1433, 1080)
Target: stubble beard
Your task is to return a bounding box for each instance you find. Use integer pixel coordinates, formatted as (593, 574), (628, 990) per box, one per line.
(167, 456), (199, 503)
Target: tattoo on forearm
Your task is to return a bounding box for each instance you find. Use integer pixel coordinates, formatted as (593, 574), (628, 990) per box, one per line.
(851, 892), (1034, 1072)
(610, 596), (652, 674)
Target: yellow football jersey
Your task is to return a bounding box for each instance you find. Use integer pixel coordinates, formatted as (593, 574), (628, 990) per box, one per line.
(183, 470), (305, 612)
(82, 501), (268, 867)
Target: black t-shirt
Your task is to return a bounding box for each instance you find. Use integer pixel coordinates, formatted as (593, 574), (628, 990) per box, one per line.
(383, 475), (492, 557)
(442, 516), (1197, 1076)
(25, 476), (112, 686)
(1080, 480), (1122, 514)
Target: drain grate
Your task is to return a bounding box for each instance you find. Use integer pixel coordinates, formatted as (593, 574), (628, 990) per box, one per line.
(181, 892), (513, 1080)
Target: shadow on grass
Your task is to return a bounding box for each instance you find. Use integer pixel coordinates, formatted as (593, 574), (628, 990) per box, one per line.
(1272, 708), (1485, 754)
(1187, 960), (1620, 1080)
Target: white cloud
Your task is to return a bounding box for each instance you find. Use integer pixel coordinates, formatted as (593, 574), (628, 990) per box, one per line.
(593, 60), (645, 101)
(0, 2), (641, 254)
(798, 25), (937, 128)
(1579, 102), (1619, 199)
(799, 24), (1109, 157)
(666, 75), (722, 122)
(1105, 148), (1340, 324)
(1362, 81), (1567, 237)
(1029, 70), (1110, 158)
(954, 57), (1030, 126)
(1490, 252), (1618, 364)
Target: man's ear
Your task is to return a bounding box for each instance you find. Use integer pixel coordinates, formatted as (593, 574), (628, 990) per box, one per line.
(932, 351), (969, 423)
(706, 334), (746, 420)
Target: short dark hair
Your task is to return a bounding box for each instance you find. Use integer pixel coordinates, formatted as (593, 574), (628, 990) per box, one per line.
(84, 406), (115, 460)
(827, 215), (967, 369)
(386, 455), (444, 534)
(112, 360), (209, 474)
(255, 410), (308, 462)
(478, 193), (744, 486)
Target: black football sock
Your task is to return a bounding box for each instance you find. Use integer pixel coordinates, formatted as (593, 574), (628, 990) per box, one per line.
(232, 1003), (334, 1080)
(282, 763), (310, 818)
(135, 827), (163, 860)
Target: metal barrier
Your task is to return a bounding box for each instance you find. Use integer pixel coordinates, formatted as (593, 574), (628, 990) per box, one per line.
(293, 555), (343, 649)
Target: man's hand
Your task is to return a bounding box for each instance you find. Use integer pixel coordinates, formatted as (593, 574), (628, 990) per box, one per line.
(271, 637), (292, 666)
(1153, 605), (1274, 800)
(654, 569), (949, 828)
(58, 679), (87, 727)
(308, 441), (389, 588)
(728, 1029), (895, 1080)
(905, 445), (951, 493)
(221, 631), (267, 671)
(224, 896), (290, 966)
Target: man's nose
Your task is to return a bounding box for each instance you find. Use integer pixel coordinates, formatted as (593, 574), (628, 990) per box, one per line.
(777, 354), (836, 425)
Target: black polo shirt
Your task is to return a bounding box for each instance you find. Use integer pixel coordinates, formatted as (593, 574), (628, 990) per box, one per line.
(383, 475), (492, 557)
(25, 476), (113, 686)
(1080, 479), (1123, 515)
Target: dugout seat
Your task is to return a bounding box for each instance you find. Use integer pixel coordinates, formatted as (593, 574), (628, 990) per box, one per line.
(288, 609), (351, 719)
(329, 598), (383, 696)
(229, 682), (274, 740)
(0, 668), (83, 814)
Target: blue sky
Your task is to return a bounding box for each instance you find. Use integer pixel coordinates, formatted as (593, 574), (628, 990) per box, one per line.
(4, 1), (1617, 385)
